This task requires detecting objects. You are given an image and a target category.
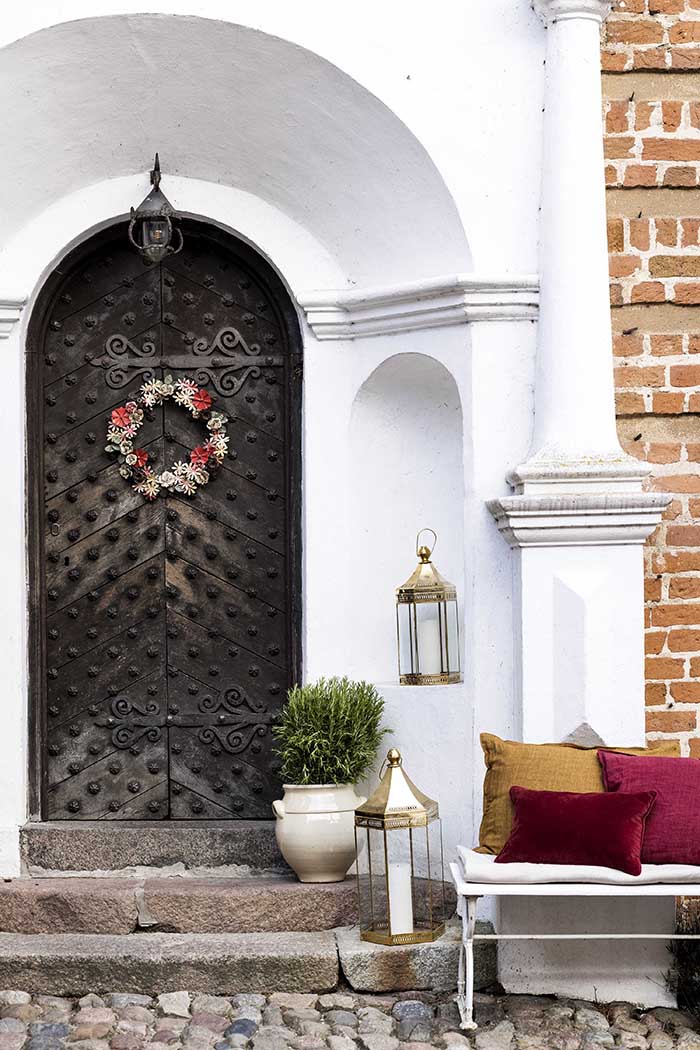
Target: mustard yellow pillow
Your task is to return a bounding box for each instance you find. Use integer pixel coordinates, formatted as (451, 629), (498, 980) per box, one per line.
(477, 732), (680, 855)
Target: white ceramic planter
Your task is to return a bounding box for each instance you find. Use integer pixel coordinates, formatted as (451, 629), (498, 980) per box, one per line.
(272, 783), (366, 883)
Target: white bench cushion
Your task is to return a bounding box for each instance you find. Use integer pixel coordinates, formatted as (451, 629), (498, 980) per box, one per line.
(458, 846), (700, 886)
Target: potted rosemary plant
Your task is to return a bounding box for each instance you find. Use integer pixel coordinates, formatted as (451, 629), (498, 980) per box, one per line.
(272, 677), (389, 883)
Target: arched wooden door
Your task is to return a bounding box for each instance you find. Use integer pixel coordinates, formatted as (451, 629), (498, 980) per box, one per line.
(27, 220), (302, 820)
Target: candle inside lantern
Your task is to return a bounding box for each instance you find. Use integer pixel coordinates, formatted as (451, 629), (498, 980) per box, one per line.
(417, 609), (442, 676)
(388, 861), (414, 936)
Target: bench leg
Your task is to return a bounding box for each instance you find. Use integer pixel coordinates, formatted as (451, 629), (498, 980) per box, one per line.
(456, 895), (478, 1030)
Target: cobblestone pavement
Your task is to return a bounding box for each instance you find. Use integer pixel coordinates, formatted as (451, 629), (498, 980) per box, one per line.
(0, 991), (697, 1050)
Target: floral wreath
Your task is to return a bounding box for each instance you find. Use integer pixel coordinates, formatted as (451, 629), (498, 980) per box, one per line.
(105, 375), (229, 501)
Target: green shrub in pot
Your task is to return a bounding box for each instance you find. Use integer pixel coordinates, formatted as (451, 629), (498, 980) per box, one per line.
(272, 677), (389, 882)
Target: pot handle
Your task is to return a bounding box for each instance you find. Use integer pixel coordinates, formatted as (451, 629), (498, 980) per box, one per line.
(272, 799), (285, 819)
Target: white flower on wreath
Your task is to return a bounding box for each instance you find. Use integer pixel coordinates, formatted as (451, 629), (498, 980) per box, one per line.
(140, 378), (161, 401)
(134, 472), (161, 501)
(176, 378), (198, 396)
(174, 387), (194, 408)
(175, 475), (197, 495)
(158, 471), (177, 489)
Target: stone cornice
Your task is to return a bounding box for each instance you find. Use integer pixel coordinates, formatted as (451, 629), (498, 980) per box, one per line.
(298, 274), (538, 341)
(0, 299), (25, 339)
(507, 449), (652, 492)
(533, 0), (611, 23)
(488, 491), (670, 548)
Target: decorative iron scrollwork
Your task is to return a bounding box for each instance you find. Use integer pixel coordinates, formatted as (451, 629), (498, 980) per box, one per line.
(91, 328), (284, 394)
(198, 687), (266, 718)
(198, 722), (268, 755)
(99, 696), (163, 750)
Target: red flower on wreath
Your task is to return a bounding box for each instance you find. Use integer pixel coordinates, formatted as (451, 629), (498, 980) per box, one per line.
(133, 449), (149, 468)
(192, 388), (212, 412)
(190, 446), (211, 466)
(111, 406), (132, 428)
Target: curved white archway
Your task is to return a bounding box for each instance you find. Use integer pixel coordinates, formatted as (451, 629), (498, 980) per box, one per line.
(0, 14), (470, 290)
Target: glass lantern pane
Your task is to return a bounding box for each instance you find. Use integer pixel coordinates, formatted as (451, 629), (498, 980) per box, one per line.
(397, 602), (416, 678)
(386, 827), (415, 938)
(356, 826), (389, 935)
(445, 599), (461, 676)
(143, 218), (169, 247)
(415, 602), (443, 675)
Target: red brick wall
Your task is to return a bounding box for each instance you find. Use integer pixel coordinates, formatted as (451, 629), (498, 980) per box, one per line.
(604, 1), (700, 754)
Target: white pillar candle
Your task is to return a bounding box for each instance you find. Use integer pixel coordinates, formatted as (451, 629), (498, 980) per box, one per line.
(388, 861), (414, 936)
(417, 608), (442, 675)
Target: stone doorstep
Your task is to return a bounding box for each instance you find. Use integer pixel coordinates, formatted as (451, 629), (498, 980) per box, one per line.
(0, 921), (496, 997)
(0, 876), (458, 936)
(336, 921), (496, 994)
(20, 821), (289, 875)
(0, 877), (359, 934)
(0, 930), (339, 996)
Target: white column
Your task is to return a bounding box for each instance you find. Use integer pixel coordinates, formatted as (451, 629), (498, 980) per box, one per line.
(489, 0), (668, 745)
(527, 0), (620, 470)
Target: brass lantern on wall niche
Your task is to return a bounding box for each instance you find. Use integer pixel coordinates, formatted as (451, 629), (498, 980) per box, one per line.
(396, 529), (461, 686)
(128, 153), (183, 265)
(355, 748), (446, 945)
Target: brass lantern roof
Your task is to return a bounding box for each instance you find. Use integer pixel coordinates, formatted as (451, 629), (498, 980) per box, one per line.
(355, 749), (439, 829)
(396, 529), (457, 605)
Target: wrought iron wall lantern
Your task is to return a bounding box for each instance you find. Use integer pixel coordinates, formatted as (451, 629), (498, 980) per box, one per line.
(128, 154), (183, 265)
(355, 748), (446, 945)
(396, 529), (462, 686)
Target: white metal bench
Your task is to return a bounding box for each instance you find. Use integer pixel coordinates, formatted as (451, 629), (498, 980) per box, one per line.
(450, 855), (700, 1030)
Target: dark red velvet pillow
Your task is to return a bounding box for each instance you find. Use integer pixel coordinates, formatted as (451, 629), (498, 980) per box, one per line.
(599, 750), (700, 865)
(495, 785), (657, 875)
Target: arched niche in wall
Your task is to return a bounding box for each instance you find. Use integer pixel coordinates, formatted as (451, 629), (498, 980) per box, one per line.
(348, 353), (465, 684)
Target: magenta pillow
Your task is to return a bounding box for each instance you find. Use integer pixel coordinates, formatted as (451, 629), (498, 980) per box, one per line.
(599, 750), (700, 865)
(495, 785), (657, 875)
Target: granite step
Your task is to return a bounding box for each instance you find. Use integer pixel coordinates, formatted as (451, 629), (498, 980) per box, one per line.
(21, 820), (288, 875)
(0, 876), (359, 934)
(0, 931), (339, 995)
(0, 922), (496, 997)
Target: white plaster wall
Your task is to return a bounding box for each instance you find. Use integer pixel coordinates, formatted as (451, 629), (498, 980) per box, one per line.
(0, 1), (543, 278)
(499, 897), (677, 1008)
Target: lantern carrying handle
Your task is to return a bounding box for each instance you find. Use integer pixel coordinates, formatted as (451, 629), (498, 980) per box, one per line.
(416, 528), (437, 560)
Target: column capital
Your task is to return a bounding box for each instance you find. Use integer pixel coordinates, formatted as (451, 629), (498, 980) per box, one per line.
(533, 0), (611, 24)
(0, 299), (24, 339)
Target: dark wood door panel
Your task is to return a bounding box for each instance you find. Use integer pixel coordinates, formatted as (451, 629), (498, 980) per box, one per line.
(47, 556), (163, 667)
(46, 504), (165, 608)
(166, 558), (286, 665)
(44, 450), (162, 558)
(167, 451), (287, 553)
(44, 267), (161, 379)
(165, 503), (286, 610)
(166, 609), (284, 712)
(47, 620), (167, 727)
(32, 220), (301, 821)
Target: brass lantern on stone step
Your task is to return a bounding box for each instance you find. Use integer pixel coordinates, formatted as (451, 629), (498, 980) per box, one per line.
(355, 748), (446, 946)
(396, 529), (461, 686)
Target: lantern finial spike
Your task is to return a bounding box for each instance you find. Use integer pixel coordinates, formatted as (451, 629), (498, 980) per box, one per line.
(387, 748), (402, 767)
(151, 153), (161, 188)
